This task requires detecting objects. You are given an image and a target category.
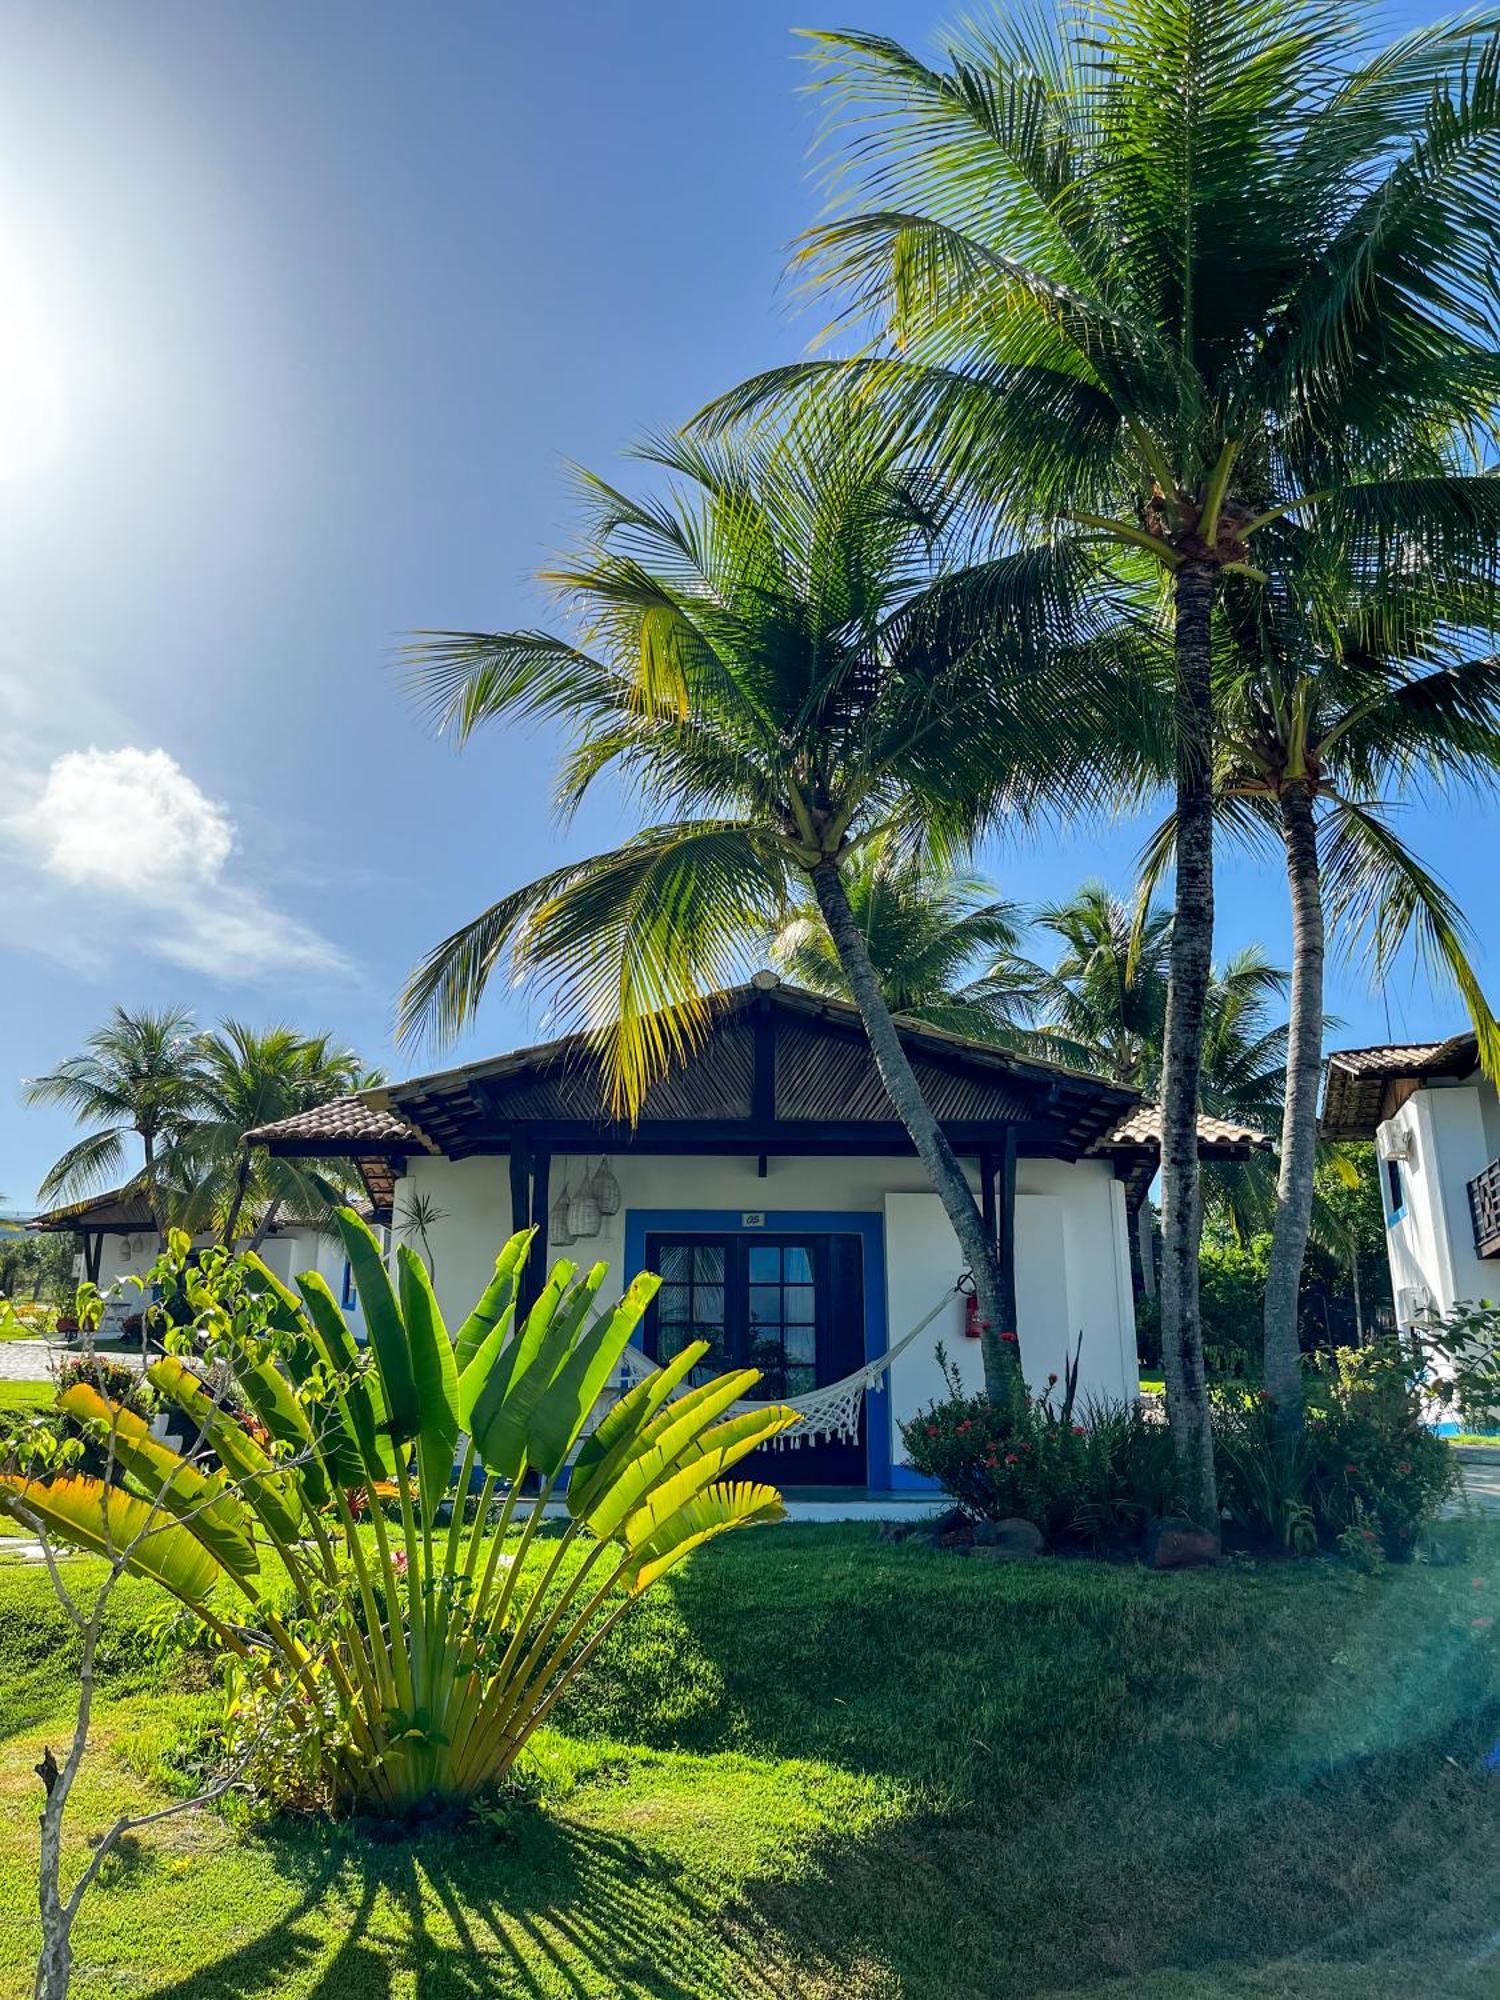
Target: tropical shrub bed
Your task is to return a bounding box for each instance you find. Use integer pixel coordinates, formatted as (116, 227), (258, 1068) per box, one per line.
(899, 1349), (1178, 1547)
(1213, 1340), (1458, 1561)
(0, 1220), (792, 1818)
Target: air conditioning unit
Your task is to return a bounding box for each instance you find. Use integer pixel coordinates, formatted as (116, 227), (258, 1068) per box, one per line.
(1377, 1123), (1414, 1163)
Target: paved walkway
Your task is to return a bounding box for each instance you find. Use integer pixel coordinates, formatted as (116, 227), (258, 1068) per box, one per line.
(0, 1340), (142, 1383)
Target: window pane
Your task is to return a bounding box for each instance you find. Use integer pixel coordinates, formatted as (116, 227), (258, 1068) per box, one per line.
(659, 1245), (691, 1282)
(783, 1285), (815, 1324)
(784, 1322), (816, 1365)
(693, 1245), (725, 1283)
(750, 1346), (787, 1396)
(784, 1365), (817, 1398)
(748, 1285), (782, 1326)
(659, 1284), (690, 1322)
(692, 1284), (725, 1326)
(658, 1322), (696, 1361)
(748, 1245), (781, 1282)
(783, 1247), (813, 1284)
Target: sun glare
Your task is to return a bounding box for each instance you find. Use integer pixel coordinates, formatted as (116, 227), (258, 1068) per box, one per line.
(0, 220), (70, 481)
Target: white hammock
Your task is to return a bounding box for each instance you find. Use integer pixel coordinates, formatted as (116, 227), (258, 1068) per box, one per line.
(608, 1280), (961, 1449)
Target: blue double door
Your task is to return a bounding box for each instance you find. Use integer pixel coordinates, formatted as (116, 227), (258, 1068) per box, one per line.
(642, 1229), (866, 1484)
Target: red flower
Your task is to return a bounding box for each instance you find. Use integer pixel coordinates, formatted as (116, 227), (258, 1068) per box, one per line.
(1072, 1425), (1086, 1437)
(958, 1420), (972, 1435)
(1004, 1453), (1019, 1466)
(980, 1320), (992, 1332)
(1000, 1330), (1018, 1345)
(1345, 1463), (1359, 1476)
(1397, 1461), (1412, 1475)
(1047, 1372), (1058, 1385)
(925, 1425), (938, 1438)
(985, 1454), (998, 1468)
(1021, 1442), (1033, 1454)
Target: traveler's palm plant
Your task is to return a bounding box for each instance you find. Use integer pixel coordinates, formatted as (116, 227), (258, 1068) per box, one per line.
(403, 410), (1133, 1395)
(0, 1216), (790, 1813)
(708, 0), (1500, 1521)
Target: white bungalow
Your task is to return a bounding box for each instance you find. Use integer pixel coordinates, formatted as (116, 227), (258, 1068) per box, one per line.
(27, 1187), (370, 1340)
(247, 976), (1263, 1495)
(1321, 1031), (1500, 1331)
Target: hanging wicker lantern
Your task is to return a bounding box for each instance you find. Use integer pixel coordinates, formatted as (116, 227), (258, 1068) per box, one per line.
(550, 1176), (576, 1246)
(589, 1156), (621, 1216)
(568, 1179), (602, 1240)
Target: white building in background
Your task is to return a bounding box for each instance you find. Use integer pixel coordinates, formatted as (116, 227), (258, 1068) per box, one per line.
(26, 1186), (369, 1340)
(1320, 1032), (1500, 1329)
(248, 975), (1262, 1496)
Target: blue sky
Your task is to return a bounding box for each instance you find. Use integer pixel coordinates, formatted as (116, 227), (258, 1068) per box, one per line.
(0, 0), (1486, 1205)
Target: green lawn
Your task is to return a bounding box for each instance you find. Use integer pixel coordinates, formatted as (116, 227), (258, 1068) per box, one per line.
(3, 1526), (1500, 1998)
(0, 1379), (52, 1412)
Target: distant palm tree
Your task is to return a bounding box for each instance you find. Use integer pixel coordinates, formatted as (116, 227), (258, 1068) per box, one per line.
(708, 0), (1500, 1523)
(175, 1023), (377, 1250)
(403, 409), (1124, 1397)
(768, 841), (1040, 1042)
(26, 1007), (203, 1237)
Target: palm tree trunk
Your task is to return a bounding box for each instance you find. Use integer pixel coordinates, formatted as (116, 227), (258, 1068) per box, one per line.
(810, 859), (1020, 1398)
(1159, 561), (1218, 1530)
(246, 1197), (284, 1256)
(140, 1131), (166, 1247)
(1263, 781), (1323, 1434)
(221, 1152), (254, 1250)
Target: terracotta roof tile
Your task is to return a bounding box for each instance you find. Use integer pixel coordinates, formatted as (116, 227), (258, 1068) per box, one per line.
(1092, 1106), (1270, 1154)
(244, 1100), (423, 1149)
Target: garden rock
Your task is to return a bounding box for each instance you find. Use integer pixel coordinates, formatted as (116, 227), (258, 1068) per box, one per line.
(1144, 1517), (1221, 1569)
(973, 1518), (1043, 1559)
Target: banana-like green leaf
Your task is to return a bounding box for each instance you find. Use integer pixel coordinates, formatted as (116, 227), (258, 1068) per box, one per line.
(454, 1232), (531, 1376)
(617, 1406), (799, 1551)
(0, 1474), (224, 1608)
(397, 1246), (460, 1514)
(471, 1262), (606, 1480)
(626, 1480), (786, 1594)
(525, 1271), (661, 1478)
(566, 1340), (709, 1520)
(295, 1271), (395, 1482)
(333, 1206), (419, 1445)
(234, 1354), (330, 1509)
(576, 1371), (765, 1542)
(58, 1384), (261, 1584)
(241, 1253), (321, 1382)
(148, 1357), (306, 1544)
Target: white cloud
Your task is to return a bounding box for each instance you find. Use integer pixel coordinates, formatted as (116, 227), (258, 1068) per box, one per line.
(5, 744), (350, 983)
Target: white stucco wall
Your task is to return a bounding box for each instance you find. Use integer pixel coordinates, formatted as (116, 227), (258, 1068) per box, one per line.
(393, 1147), (1141, 1488)
(1380, 1077), (1500, 1323)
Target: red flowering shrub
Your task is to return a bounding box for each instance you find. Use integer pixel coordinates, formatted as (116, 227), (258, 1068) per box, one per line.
(899, 1347), (1178, 1545)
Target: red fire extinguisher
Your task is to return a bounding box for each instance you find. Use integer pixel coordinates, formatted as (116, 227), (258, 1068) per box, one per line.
(961, 1275), (983, 1340)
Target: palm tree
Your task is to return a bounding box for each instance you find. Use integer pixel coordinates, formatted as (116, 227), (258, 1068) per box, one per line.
(767, 840), (1041, 1041)
(25, 1007), (204, 1237)
(706, 0), (1500, 1521)
(402, 410), (1124, 1398)
(175, 1023), (377, 1250)
(1184, 562), (1500, 1430)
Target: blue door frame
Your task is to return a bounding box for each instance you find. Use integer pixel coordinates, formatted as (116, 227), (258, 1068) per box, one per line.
(623, 1208), (894, 1491)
